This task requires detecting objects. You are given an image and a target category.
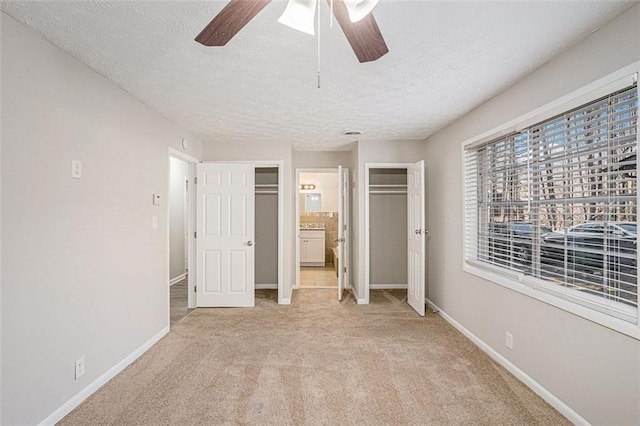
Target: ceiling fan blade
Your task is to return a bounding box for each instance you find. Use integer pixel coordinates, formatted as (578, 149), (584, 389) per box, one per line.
(195, 0), (272, 46)
(326, 0), (388, 63)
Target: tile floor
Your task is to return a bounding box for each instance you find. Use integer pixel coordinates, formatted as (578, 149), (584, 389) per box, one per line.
(300, 265), (338, 287)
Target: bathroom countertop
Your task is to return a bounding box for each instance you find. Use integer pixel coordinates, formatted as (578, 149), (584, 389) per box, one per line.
(300, 223), (325, 230)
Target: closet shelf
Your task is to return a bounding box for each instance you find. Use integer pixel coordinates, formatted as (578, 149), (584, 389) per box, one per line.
(369, 184), (407, 195)
(255, 184), (278, 188)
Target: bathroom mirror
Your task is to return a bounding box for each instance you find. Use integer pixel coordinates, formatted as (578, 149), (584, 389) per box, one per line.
(305, 193), (322, 212)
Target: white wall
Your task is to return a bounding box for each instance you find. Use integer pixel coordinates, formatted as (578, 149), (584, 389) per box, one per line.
(293, 150), (352, 169)
(201, 141), (294, 301)
(0, 44), (3, 417)
(349, 147), (359, 299)
(423, 5), (639, 424)
(300, 172), (338, 212)
(1, 14), (202, 425)
(169, 157), (189, 281)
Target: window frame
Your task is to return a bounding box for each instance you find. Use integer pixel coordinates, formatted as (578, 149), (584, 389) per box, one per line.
(461, 63), (640, 340)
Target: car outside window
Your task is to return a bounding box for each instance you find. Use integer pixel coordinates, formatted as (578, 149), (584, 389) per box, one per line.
(464, 83), (638, 327)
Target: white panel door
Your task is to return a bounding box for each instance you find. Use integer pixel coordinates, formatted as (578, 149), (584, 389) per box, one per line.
(337, 166), (350, 301)
(196, 163), (255, 307)
(407, 160), (425, 316)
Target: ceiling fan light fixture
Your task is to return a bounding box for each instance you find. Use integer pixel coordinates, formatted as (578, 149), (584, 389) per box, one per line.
(277, 0), (318, 36)
(343, 0), (380, 22)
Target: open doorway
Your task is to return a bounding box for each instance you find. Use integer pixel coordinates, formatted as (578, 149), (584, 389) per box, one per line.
(168, 149), (197, 327)
(296, 167), (350, 299)
(363, 162), (425, 315)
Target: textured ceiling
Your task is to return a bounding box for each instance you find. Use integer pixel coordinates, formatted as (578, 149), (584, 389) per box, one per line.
(1, 0), (635, 150)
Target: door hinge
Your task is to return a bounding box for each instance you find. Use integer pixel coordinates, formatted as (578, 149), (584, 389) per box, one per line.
(343, 225), (347, 231)
(343, 267), (347, 273)
(194, 177), (198, 185)
(194, 232), (197, 238)
(194, 285), (197, 292)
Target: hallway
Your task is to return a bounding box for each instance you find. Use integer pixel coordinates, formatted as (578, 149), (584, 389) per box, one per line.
(170, 276), (193, 327)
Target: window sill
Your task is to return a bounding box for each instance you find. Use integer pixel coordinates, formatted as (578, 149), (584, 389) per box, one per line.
(463, 261), (640, 341)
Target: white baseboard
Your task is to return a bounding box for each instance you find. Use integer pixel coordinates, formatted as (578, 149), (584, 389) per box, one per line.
(425, 299), (588, 426)
(255, 283), (277, 289)
(370, 283), (407, 289)
(279, 286), (293, 305)
(169, 273), (187, 285)
(350, 286), (367, 304)
(37, 326), (170, 426)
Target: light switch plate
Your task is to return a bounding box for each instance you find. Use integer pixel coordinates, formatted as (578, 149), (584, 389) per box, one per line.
(72, 160), (82, 179)
(152, 194), (161, 205)
(506, 332), (514, 350)
(75, 356), (85, 380)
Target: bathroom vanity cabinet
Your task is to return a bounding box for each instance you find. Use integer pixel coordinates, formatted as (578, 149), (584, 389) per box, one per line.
(300, 229), (325, 266)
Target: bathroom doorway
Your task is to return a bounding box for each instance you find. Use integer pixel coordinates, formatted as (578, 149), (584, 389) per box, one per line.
(295, 167), (350, 299)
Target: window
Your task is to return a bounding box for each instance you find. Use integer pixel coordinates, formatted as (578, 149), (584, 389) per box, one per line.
(464, 83), (638, 327)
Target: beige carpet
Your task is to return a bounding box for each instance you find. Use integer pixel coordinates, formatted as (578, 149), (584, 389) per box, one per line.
(60, 289), (569, 425)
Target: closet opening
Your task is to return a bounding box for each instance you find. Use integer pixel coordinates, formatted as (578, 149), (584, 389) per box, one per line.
(195, 161), (284, 307)
(368, 168), (408, 290)
(255, 167), (280, 292)
(364, 162), (425, 315)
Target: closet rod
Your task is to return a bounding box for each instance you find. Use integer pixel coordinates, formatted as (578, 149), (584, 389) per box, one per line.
(256, 191), (279, 195)
(369, 191), (407, 195)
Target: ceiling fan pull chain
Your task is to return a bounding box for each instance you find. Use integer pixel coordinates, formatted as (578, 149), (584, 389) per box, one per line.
(317, 0), (321, 88)
(330, 0), (334, 28)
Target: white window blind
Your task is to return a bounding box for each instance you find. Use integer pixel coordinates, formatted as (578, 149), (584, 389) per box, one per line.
(464, 84), (638, 323)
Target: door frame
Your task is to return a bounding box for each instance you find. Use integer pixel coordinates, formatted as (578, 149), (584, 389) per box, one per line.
(363, 162), (414, 304)
(295, 168), (343, 289)
(337, 166), (351, 299)
(201, 160), (285, 304)
(168, 148), (199, 315)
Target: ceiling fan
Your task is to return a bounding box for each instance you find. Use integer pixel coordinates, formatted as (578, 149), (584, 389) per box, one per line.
(195, 0), (389, 63)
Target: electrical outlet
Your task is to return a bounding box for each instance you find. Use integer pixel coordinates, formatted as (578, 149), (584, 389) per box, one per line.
(75, 356), (85, 380)
(505, 332), (514, 350)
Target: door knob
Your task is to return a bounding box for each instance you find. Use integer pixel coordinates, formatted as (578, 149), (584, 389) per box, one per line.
(247, 241), (254, 246)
